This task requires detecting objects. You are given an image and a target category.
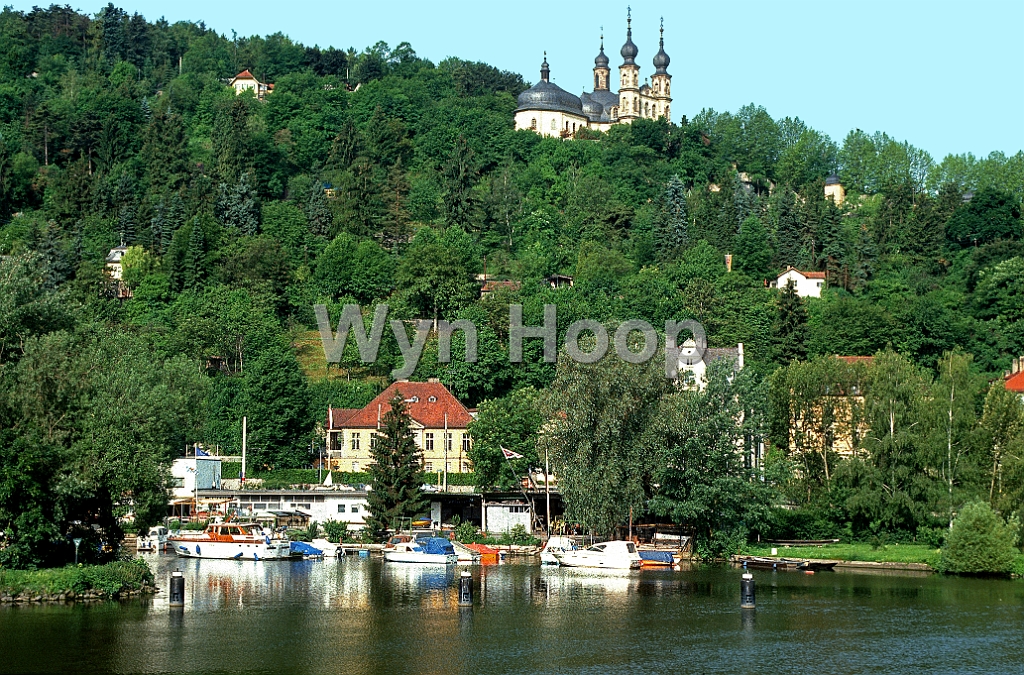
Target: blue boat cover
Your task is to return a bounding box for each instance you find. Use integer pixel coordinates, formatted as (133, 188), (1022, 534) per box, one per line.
(290, 541), (323, 556)
(639, 550), (674, 564)
(417, 538), (456, 556)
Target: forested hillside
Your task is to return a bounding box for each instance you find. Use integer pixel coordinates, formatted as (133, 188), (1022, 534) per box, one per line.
(1, 4), (1023, 565)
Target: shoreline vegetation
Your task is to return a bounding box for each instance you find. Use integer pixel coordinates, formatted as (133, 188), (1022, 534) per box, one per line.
(0, 559), (156, 604)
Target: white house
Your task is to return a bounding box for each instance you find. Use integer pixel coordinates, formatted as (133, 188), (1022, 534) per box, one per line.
(228, 69), (273, 100)
(170, 457), (222, 502)
(673, 339), (744, 390)
(208, 489), (370, 529)
(770, 267), (827, 298)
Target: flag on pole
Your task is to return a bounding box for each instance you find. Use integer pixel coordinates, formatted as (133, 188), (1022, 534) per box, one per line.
(501, 447), (524, 460)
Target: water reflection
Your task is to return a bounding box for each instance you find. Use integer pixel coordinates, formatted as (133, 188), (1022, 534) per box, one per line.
(2, 552), (1024, 675)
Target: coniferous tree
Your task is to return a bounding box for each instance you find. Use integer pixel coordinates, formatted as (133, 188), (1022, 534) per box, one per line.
(306, 181), (333, 236)
(150, 199), (167, 255)
(773, 189), (801, 268)
(852, 223), (877, 290)
(37, 221), (68, 288)
(365, 395), (428, 538)
(658, 174), (688, 252)
(114, 172), (137, 244)
(216, 172), (260, 235)
(441, 135), (475, 230)
(772, 279), (808, 363)
(818, 198), (843, 279)
(184, 216), (205, 289)
(734, 215), (772, 278)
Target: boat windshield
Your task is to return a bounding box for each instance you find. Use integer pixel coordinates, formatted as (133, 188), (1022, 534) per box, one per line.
(626, 543), (636, 553)
(586, 544), (606, 552)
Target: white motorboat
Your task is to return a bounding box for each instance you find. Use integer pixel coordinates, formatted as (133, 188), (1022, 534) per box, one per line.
(311, 538), (341, 557)
(382, 538), (458, 565)
(552, 540), (641, 569)
(136, 525), (169, 552)
(539, 535), (577, 565)
(170, 522), (293, 560)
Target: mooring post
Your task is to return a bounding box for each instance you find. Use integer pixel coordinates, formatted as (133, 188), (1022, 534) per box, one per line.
(169, 569), (185, 608)
(740, 572), (755, 609)
(458, 571), (473, 607)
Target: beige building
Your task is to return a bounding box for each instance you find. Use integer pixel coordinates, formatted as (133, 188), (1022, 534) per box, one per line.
(228, 69), (274, 100)
(770, 267), (827, 298)
(825, 174), (845, 205)
(514, 11), (671, 138)
(326, 380), (474, 474)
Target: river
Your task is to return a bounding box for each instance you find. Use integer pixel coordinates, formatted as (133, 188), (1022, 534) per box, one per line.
(1, 553), (1022, 674)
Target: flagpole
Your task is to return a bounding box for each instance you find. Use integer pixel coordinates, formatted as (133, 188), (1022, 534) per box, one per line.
(501, 447), (535, 533)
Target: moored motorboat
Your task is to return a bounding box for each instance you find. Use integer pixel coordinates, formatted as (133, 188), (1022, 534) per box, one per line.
(638, 550), (676, 567)
(552, 540), (641, 570)
(169, 522), (292, 560)
(383, 538), (458, 564)
(539, 535), (577, 565)
(136, 525), (169, 552)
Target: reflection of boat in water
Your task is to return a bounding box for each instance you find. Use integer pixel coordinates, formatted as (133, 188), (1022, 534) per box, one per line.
(170, 522), (293, 560)
(383, 538), (458, 564)
(540, 536), (577, 565)
(731, 555), (838, 572)
(553, 541), (641, 569)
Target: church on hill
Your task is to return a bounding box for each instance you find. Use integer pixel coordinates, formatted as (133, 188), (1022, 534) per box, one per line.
(514, 10), (672, 138)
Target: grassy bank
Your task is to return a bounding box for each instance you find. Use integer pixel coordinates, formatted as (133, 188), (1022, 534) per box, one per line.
(738, 542), (942, 567)
(0, 558), (155, 601)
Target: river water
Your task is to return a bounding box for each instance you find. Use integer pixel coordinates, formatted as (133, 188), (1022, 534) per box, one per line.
(1, 553), (1022, 674)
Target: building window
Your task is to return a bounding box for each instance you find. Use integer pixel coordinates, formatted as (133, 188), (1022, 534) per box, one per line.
(351, 461), (359, 472)
(550, 118), (557, 131)
(530, 118), (537, 130)
(425, 462), (433, 472)
(370, 433), (379, 449)
(446, 461), (452, 472)
(350, 433), (360, 451)
(445, 433), (453, 453)
(462, 436), (470, 453)
(425, 433), (434, 451)
(351, 505), (359, 514)
(428, 396), (437, 402)
(462, 462), (470, 473)
(337, 504), (346, 513)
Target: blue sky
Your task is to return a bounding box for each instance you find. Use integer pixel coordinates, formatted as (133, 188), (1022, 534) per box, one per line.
(16, 0), (1023, 160)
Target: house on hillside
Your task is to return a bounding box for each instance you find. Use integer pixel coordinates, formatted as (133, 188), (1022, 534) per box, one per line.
(770, 267), (827, 298)
(326, 379), (475, 474)
(104, 245), (132, 299)
(1004, 356), (1024, 398)
(787, 355), (874, 460)
(672, 339), (744, 391)
(229, 69), (274, 100)
(825, 174), (845, 205)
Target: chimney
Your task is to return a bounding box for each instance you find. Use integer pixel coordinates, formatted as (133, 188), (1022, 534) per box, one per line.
(427, 377), (440, 383)
(725, 254), (733, 273)
(737, 343), (744, 370)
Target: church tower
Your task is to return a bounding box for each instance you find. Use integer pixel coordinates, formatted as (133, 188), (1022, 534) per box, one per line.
(593, 33), (610, 92)
(651, 18), (672, 120)
(618, 9), (640, 122)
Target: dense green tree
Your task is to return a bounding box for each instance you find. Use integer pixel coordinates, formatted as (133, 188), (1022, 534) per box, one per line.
(216, 172), (261, 235)
(243, 342), (311, 469)
(772, 279), (808, 363)
(467, 387), (543, 489)
(364, 395), (428, 538)
(940, 501), (1019, 574)
(734, 215), (772, 278)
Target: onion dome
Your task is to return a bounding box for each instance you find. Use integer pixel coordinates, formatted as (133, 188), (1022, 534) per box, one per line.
(653, 19), (670, 74)
(516, 54), (584, 115)
(595, 34), (609, 68)
(620, 10), (638, 65)
(825, 173), (841, 186)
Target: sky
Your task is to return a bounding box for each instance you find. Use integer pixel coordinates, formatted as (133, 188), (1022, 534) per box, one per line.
(14, 0), (1023, 160)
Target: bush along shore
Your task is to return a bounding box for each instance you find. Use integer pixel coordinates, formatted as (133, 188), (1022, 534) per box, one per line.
(0, 559), (157, 604)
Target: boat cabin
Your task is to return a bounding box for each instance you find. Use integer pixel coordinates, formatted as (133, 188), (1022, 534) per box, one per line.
(206, 523), (258, 541)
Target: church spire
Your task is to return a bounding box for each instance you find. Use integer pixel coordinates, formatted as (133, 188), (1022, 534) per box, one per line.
(620, 6), (638, 65)
(653, 16), (671, 74)
(540, 51), (549, 82)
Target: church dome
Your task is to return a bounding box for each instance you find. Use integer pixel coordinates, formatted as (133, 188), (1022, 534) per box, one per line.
(517, 81), (584, 115)
(516, 54), (585, 115)
(620, 12), (638, 65)
(595, 44), (609, 68)
(653, 22), (670, 74)
(580, 92), (602, 118)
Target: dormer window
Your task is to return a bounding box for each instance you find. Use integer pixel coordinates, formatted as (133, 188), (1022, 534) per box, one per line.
(428, 396), (437, 403)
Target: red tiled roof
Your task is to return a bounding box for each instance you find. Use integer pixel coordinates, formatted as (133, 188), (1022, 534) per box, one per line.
(779, 266), (826, 280)
(1005, 371), (1024, 392)
(835, 356), (875, 365)
(327, 407), (360, 428)
(481, 280), (521, 293)
(234, 69), (256, 80)
(335, 381), (473, 430)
